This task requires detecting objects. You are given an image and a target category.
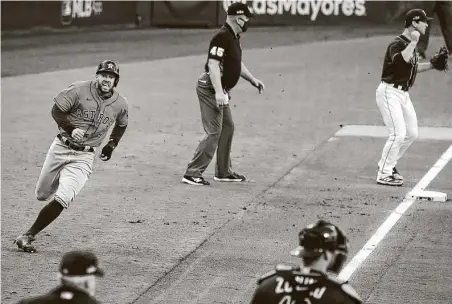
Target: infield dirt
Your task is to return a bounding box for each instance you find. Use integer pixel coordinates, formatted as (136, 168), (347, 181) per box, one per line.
(2, 25), (451, 304)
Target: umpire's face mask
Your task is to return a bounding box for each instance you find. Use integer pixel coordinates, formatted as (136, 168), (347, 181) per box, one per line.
(236, 16), (249, 32)
(59, 274), (97, 297)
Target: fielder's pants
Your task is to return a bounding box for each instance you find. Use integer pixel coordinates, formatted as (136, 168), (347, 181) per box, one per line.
(417, 1), (452, 53)
(376, 82), (419, 176)
(185, 84), (234, 178)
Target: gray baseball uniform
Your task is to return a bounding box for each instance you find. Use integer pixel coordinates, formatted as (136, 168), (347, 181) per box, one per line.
(36, 80), (128, 208)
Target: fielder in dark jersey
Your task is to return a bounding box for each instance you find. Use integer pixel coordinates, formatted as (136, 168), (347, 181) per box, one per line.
(381, 34), (419, 90)
(250, 220), (361, 304)
(17, 251), (103, 304)
(182, 2), (265, 186)
(376, 9), (437, 187)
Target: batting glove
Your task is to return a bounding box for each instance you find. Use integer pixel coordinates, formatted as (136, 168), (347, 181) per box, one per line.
(100, 140), (116, 161)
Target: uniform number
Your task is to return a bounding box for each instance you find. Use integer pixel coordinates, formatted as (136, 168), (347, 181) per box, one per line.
(210, 46), (224, 57)
(275, 277), (293, 294)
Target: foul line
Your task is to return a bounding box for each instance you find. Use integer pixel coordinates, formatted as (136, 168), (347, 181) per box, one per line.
(337, 144), (452, 282)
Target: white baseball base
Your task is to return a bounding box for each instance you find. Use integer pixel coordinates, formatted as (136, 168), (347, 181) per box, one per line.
(405, 190), (448, 202)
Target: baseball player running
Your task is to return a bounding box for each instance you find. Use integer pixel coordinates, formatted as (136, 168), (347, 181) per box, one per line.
(14, 60), (128, 253)
(249, 220), (361, 304)
(376, 9), (449, 186)
(182, 2), (265, 186)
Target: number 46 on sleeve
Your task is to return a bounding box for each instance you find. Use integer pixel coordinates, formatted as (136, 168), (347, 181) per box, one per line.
(210, 46), (224, 57)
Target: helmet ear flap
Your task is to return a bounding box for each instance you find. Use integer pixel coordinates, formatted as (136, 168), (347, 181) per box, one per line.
(329, 252), (347, 273)
(327, 225), (349, 273)
(113, 65), (119, 87)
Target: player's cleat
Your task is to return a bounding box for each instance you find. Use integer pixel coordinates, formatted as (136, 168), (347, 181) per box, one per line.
(214, 172), (246, 182)
(376, 175), (403, 186)
(14, 234), (37, 253)
(378, 166), (403, 181)
(182, 175), (210, 186)
(392, 167), (403, 180)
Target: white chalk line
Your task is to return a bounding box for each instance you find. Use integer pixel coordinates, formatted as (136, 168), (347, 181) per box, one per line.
(337, 144), (452, 282)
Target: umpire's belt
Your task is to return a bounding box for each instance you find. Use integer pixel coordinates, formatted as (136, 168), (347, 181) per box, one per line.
(57, 134), (94, 152)
(197, 72), (231, 95)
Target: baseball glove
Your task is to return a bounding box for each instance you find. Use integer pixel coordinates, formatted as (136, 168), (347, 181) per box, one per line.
(430, 46), (449, 71)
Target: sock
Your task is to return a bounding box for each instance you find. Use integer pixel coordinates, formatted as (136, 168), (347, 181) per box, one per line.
(26, 199), (64, 236)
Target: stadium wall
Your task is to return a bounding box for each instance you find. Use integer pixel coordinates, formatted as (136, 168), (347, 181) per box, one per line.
(1, 1), (421, 32)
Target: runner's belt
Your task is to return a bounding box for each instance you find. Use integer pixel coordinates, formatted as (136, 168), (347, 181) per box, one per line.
(57, 134), (94, 152)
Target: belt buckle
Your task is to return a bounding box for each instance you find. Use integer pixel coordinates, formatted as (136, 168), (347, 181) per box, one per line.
(59, 134), (92, 152)
(68, 142), (80, 151)
(68, 139), (85, 151)
(83, 146), (93, 152)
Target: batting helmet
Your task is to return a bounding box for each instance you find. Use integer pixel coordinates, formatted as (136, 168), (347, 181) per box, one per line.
(290, 220), (349, 273)
(96, 60), (120, 87)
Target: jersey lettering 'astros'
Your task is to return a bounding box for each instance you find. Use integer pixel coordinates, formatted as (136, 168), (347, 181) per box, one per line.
(53, 80), (128, 147)
(204, 23), (242, 91)
(250, 264), (362, 304)
(381, 35), (419, 89)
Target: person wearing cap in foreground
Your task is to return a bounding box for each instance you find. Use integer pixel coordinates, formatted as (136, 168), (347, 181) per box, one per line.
(16, 250), (104, 304)
(249, 220), (362, 304)
(182, 2), (265, 186)
(375, 9), (448, 187)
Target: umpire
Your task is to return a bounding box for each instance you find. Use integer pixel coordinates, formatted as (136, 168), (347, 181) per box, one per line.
(16, 250), (103, 304)
(416, 1), (452, 58)
(182, 2), (265, 186)
(250, 220), (362, 304)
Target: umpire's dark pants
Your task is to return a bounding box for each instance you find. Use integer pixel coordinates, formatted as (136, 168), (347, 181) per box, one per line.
(417, 1), (452, 53)
(185, 77), (234, 178)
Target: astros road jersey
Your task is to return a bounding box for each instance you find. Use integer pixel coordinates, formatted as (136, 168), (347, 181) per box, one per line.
(381, 35), (419, 90)
(250, 265), (362, 304)
(204, 23), (242, 91)
(54, 80), (128, 147)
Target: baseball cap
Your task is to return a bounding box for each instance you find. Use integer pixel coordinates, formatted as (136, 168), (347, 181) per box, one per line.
(227, 2), (254, 18)
(60, 250), (104, 277)
(405, 9), (433, 24)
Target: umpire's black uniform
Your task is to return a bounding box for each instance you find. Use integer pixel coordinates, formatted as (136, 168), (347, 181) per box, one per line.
(17, 285), (99, 304)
